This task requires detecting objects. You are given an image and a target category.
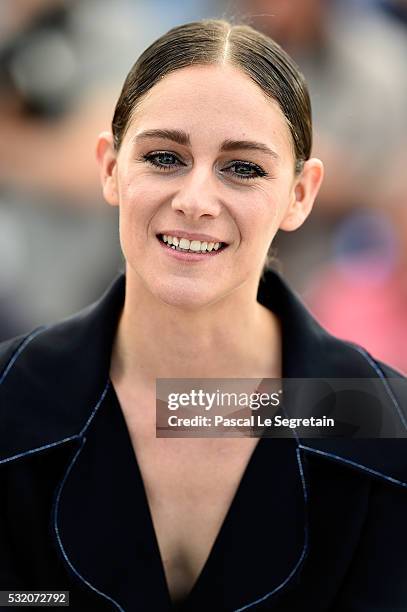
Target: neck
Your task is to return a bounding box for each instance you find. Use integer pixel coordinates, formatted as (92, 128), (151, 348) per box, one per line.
(110, 269), (282, 390)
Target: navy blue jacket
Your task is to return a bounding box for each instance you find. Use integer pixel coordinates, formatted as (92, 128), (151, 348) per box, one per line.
(1, 270), (407, 611)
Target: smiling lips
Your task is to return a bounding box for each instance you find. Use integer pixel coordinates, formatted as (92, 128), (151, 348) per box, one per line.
(157, 232), (227, 255)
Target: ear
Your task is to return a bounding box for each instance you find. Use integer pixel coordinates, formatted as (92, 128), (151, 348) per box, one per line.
(96, 131), (119, 206)
(279, 158), (324, 232)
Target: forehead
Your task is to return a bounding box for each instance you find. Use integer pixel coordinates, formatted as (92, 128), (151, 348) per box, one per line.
(124, 64), (293, 158)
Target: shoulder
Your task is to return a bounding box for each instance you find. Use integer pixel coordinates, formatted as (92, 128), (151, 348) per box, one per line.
(0, 274), (125, 392)
(0, 278), (125, 464)
(0, 331), (37, 380)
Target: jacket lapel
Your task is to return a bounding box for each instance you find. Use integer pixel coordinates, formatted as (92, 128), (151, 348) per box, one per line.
(53, 380), (308, 611)
(257, 270), (407, 488)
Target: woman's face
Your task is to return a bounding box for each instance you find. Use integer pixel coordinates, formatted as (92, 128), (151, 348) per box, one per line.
(98, 64), (322, 309)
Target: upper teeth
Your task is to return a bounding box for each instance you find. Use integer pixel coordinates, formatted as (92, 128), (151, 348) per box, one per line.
(162, 235), (222, 252)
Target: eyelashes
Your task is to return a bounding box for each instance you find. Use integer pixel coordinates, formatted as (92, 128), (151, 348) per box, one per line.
(142, 152), (182, 171)
(223, 160), (268, 180)
(141, 151), (269, 181)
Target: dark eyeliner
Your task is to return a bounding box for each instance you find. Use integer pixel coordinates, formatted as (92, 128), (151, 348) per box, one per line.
(223, 160), (268, 180)
(142, 151), (185, 170)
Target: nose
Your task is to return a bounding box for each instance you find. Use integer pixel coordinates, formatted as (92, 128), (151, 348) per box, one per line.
(171, 167), (222, 221)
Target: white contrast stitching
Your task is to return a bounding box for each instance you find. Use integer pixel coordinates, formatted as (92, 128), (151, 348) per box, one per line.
(79, 379), (111, 436)
(350, 344), (407, 430)
(233, 446), (309, 611)
(0, 379), (110, 465)
(52, 434), (125, 612)
(0, 326), (47, 385)
(0, 436), (79, 465)
(295, 344), (407, 489)
(299, 444), (407, 488)
(0, 325), (80, 465)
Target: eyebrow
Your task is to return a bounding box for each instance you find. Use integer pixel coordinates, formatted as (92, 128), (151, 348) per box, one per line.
(133, 129), (280, 160)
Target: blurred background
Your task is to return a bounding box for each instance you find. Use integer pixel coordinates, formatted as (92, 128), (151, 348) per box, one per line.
(0, 0), (406, 373)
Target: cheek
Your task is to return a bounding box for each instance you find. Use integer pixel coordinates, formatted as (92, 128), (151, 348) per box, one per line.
(118, 177), (164, 229)
(234, 192), (282, 242)
(117, 186), (152, 257)
(117, 163), (164, 206)
(119, 174), (149, 208)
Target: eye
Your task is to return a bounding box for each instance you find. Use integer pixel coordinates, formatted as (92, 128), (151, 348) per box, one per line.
(223, 160), (268, 181)
(142, 151), (185, 171)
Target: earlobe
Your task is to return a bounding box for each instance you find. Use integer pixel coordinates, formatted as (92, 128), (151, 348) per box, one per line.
(279, 158), (324, 232)
(96, 131), (119, 206)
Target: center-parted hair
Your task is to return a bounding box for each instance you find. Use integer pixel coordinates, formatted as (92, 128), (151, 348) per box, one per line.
(112, 19), (312, 174)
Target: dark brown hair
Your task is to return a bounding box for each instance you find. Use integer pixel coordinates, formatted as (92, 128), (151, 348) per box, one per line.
(111, 19), (312, 174)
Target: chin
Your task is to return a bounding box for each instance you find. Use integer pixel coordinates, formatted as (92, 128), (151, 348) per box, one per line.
(146, 275), (228, 311)
(126, 258), (246, 310)
(155, 280), (216, 310)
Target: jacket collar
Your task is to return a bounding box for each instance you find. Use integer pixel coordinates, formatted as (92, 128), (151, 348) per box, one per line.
(0, 269), (406, 486)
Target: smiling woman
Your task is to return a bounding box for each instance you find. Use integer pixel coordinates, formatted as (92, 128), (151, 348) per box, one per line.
(1, 19), (407, 612)
(97, 57), (322, 314)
